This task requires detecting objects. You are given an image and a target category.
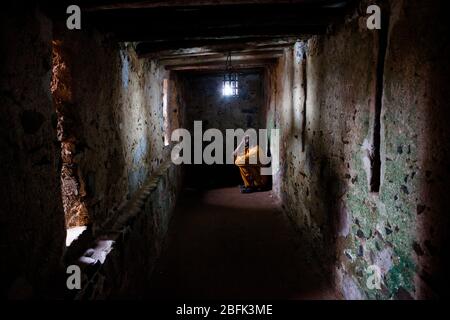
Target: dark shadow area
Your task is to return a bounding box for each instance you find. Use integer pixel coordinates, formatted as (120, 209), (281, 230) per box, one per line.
(184, 164), (242, 189)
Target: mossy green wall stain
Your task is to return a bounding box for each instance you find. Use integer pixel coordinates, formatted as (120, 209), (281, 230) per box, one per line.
(269, 0), (439, 300)
(385, 249), (416, 294)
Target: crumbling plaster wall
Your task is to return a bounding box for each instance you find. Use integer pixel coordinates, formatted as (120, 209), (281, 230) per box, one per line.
(0, 4), (184, 298)
(54, 27), (173, 232)
(268, 0), (449, 300)
(54, 25), (185, 298)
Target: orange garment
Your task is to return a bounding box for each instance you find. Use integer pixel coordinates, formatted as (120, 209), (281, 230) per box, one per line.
(234, 145), (268, 188)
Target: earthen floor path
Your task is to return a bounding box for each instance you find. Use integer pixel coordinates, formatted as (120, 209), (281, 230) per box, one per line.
(146, 186), (338, 299)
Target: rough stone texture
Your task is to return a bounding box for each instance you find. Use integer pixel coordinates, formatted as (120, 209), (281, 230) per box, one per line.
(54, 25), (185, 298)
(53, 26), (181, 233)
(52, 40), (90, 228)
(0, 4), (65, 298)
(265, 0), (450, 299)
(383, 0), (450, 299)
(1, 7), (184, 299)
(183, 71), (264, 132)
(53, 33), (156, 228)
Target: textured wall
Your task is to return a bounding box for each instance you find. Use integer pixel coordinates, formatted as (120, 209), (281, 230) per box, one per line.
(381, 0), (449, 299)
(268, 0), (449, 299)
(0, 5), (65, 298)
(54, 25), (184, 298)
(1, 7), (184, 298)
(53, 27), (175, 232)
(183, 71), (264, 132)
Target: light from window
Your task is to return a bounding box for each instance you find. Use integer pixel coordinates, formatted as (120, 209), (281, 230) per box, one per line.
(162, 79), (170, 146)
(222, 73), (238, 96)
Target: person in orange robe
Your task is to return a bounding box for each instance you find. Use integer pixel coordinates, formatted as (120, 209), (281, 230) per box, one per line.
(233, 136), (269, 193)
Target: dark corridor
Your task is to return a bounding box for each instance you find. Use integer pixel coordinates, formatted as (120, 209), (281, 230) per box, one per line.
(1, 0), (449, 303)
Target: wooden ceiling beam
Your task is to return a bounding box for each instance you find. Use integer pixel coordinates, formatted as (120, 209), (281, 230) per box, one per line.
(154, 46), (290, 60)
(137, 38), (298, 58)
(165, 58), (276, 71)
(109, 27), (326, 43)
(159, 51), (284, 67)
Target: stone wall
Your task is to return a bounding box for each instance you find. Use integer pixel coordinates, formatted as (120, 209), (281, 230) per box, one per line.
(54, 24), (185, 298)
(267, 0), (449, 299)
(0, 4), (65, 299)
(183, 71), (264, 131)
(381, 0), (449, 300)
(53, 27), (171, 231)
(1, 4), (184, 299)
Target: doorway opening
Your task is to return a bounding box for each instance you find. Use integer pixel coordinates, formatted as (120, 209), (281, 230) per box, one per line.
(181, 70), (271, 191)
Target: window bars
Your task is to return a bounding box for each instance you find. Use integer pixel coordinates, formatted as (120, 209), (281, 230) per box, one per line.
(222, 53), (239, 96)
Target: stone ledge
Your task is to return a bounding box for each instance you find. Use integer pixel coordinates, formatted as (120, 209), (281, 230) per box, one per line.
(63, 156), (180, 299)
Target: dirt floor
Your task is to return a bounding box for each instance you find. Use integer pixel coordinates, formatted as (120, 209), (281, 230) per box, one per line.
(146, 186), (338, 299)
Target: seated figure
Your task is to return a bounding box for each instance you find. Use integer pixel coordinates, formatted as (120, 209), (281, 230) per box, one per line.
(233, 135), (269, 193)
